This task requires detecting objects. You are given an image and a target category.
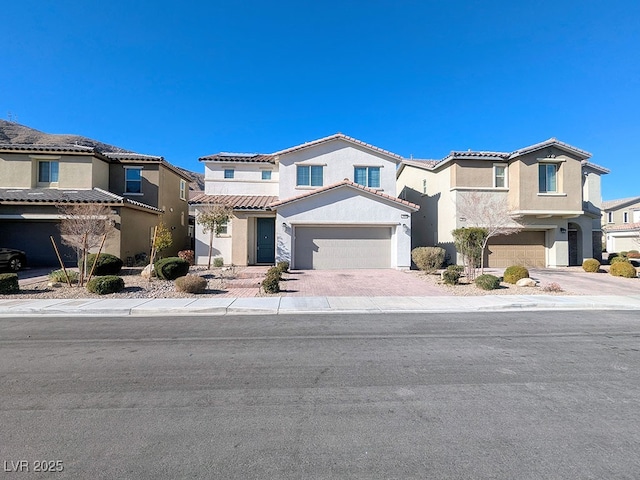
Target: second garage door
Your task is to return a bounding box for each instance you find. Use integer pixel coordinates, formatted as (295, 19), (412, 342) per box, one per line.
(486, 231), (546, 268)
(294, 226), (391, 269)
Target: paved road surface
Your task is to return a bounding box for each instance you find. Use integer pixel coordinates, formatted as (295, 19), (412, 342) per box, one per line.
(1, 312), (640, 479)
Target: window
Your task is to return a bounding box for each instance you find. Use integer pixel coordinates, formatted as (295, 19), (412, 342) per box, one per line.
(218, 221), (229, 235)
(623, 212), (629, 223)
(494, 164), (507, 188)
(354, 167), (381, 188)
(179, 179), (187, 200)
(38, 161), (59, 183)
(125, 167), (142, 194)
(296, 165), (323, 187)
(224, 169), (234, 179)
(422, 179), (427, 194)
(538, 164), (557, 193)
(261, 170), (272, 180)
(607, 212), (613, 223)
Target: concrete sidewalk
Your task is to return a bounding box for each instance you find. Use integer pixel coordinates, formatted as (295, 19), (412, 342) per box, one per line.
(2, 294), (640, 316)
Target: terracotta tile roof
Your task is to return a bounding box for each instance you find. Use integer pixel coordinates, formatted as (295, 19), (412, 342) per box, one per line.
(103, 152), (163, 162)
(268, 180), (419, 210)
(604, 222), (640, 232)
(401, 159), (439, 170)
(272, 133), (404, 162)
(602, 196), (640, 210)
(198, 152), (276, 163)
(0, 143), (99, 154)
(447, 151), (510, 160)
(0, 187), (163, 212)
(509, 138), (591, 159)
(189, 194), (278, 210)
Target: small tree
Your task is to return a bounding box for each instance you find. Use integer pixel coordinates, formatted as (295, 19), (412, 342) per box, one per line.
(196, 203), (232, 269)
(153, 221), (173, 259)
(57, 203), (115, 285)
(452, 227), (487, 281)
(456, 191), (524, 273)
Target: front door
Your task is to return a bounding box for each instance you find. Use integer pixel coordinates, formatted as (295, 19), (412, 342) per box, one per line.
(256, 217), (275, 264)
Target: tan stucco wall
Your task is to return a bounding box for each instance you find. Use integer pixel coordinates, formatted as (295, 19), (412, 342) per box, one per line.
(118, 207), (160, 261)
(452, 161), (494, 187)
(231, 214), (249, 265)
(157, 166), (190, 255)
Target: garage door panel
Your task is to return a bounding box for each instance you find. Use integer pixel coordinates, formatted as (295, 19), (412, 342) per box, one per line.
(294, 227), (391, 269)
(486, 231), (546, 268)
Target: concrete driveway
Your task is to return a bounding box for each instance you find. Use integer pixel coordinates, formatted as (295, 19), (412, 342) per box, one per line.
(528, 267), (640, 296)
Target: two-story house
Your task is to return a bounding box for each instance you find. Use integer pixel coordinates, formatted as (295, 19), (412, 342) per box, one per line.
(191, 134), (419, 269)
(397, 138), (609, 268)
(601, 196), (640, 253)
(0, 144), (191, 266)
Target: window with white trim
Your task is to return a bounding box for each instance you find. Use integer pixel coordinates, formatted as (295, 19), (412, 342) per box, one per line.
(296, 165), (323, 187)
(607, 212), (613, 223)
(125, 167), (142, 194)
(354, 167), (381, 188)
(623, 212), (629, 223)
(261, 170), (272, 180)
(179, 179), (187, 200)
(38, 161), (59, 183)
(422, 179), (427, 194)
(538, 163), (558, 193)
(224, 169), (234, 179)
(494, 164), (507, 188)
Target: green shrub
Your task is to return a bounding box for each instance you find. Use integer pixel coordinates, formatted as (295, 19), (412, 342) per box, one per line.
(442, 265), (463, 285)
(175, 274), (207, 294)
(582, 258), (600, 273)
(0, 273), (19, 294)
(609, 261), (637, 278)
(610, 256), (629, 264)
(262, 266), (282, 293)
(276, 261), (290, 273)
(503, 265), (530, 284)
(178, 250), (195, 265)
(86, 275), (125, 295)
(48, 269), (79, 283)
(607, 252), (620, 264)
(411, 246), (446, 273)
(475, 274), (501, 290)
(154, 257), (190, 280)
(80, 253), (123, 275)
(620, 251), (629, 257)
(213, 257), (224, 268)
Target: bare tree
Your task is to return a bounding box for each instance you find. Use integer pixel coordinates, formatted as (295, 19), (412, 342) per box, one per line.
(196, 203), (233, 269)
(456, 191), (524, 273)
(57, 203), (115, 282)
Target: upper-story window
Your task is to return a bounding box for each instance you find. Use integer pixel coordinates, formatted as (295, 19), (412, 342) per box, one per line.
(224, 169), (235, 179)
(538, 163), (558, 193)
(607, 212), (613, 223)
(354, 167), (381, 188)
(38, 161), (59, 183)
(261, 170), (272, 180)
(125, 167), (142, 194)
(494, 164), (507, 188)
(623, 212), (629, 223)
(179, 179), (187, 200)
(422, 179), (427, 194)
(296, 165), (323, 187)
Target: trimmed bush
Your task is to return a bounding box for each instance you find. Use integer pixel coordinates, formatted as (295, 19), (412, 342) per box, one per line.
(442, 265), (463, 285)
(86, 275), (124, 295)
(475, 274), (501, 290)
(609, 261), (637, 278)
(48, 269), (79, 283)
(276, 261), (290, 273)
(610, 256), (629, 264)
(213, 257), (224, 268)
(411, 246), (446, 273)
(81, 253), (123, 275)
(503, 265), (530, 284)
(175, 274), (207, 294)
(0, 273), (19, 294)
(262, 266), (282, 293)
(178, 250), (195, 265)
(582, 258), (600, 273)
(154, 257), (190, 280)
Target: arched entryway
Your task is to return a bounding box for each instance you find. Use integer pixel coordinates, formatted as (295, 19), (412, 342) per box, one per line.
(568, 222), (582, 266)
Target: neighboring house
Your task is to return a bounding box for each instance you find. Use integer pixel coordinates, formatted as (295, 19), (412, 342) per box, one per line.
(602, 196), (640, 253)
(191, 134), (419, 269)
(0, 145), (191, 266)
(397, 138), (609, 268)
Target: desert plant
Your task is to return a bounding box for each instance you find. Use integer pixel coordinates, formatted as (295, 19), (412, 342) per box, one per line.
(503, 265), (530, 284)
(213, 257), (224, 268)
(582, 258), (600, 273)
(86, 275), (125, 295)
(609, 261), (638, 278)
(262, 266), (282, 293)
(154, 257), (190, 280)
(175, 274), (207, 294)
(48, 269), (79, 283)
(153, 222), (173, 259)
(178, 250), (195, 265)
(542, 282), (564, 292)
(81, 253), (123, 276)
(276, 261), (290, 273)
(411, 246), (446, 273)
(475, 274), (501, 290)
(610, 256), (629, 264)
(452, 227), (487, 280)
(197, 203), (233, 268)
(442, 265), (463, 285)
(0, 273), (19, 294)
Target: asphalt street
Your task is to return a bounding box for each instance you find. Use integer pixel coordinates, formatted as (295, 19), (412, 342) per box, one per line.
(1, 312), (640, 479)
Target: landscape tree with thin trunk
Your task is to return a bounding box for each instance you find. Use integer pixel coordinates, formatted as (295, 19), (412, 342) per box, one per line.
(196, 203), (233, 269)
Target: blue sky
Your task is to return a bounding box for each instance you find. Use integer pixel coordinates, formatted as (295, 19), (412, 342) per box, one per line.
(3, 1), (639, 200)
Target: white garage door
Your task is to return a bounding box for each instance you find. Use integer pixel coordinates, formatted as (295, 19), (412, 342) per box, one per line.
(294, 226), (391, 269)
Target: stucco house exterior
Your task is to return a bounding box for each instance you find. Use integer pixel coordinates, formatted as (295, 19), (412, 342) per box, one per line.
(191, 134), (418, 269)
(0, 145), (191, 266)
(602, 196), (640, 253)
(397, 138), (609, 268)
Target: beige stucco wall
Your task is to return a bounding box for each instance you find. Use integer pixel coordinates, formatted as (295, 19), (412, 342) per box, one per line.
(452, 161), (494, 187)
(157, 166), (191, 255)
(204, 163), (279, 196)
(117, 207), (160, 261)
